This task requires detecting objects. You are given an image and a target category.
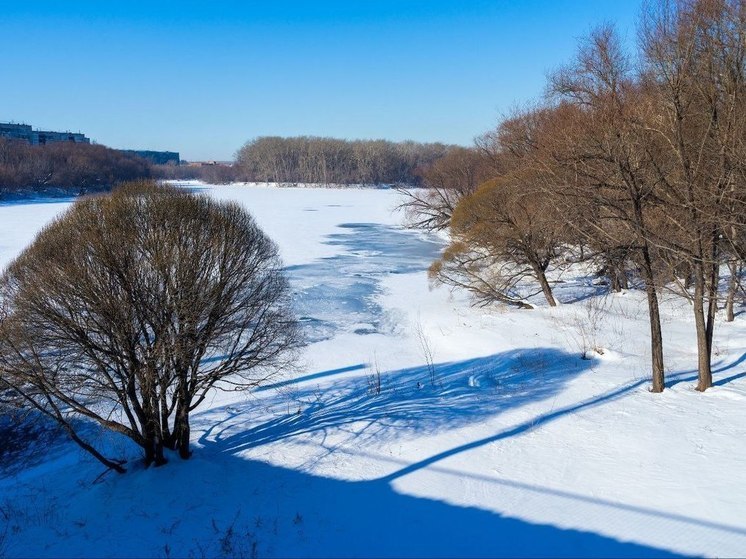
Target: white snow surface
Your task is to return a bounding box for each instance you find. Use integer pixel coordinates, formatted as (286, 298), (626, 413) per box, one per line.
(1, 184), (745, 558)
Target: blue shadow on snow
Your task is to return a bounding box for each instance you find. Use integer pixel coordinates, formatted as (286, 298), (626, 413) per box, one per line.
(197, 348), (593, 454)
(190, 347), (746, 556)
(138, 453), (686, 558)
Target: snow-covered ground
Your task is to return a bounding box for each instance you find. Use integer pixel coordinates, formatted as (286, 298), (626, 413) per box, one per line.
(1, 184), (745, 558)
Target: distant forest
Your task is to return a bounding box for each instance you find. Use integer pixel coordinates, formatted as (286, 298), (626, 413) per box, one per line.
(0, 140), (153, 196)
(233, 136), (453, 185)
(0, 135), (466, 197)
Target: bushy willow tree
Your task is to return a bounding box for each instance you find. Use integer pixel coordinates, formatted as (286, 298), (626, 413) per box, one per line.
(430, 172), (566, 309)
(0, 182), (299, 471)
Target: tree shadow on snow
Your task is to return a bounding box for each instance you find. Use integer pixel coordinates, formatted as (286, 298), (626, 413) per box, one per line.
(197, 347), (746, 472)
(191, 349), (684, 557)
(196, 348), (594, 456)
(665, 350), (746, 389)
(379, 350), (746, 484)
(20, 348), (744, 556)
(186, 347), (746, 557)
(38, 447), (691, 557)
(137, 454), (687, 558)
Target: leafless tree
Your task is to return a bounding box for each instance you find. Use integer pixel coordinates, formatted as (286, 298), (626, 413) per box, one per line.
(397, 147), (489, 231)
(0, 181), (299, 472)
(637, 0), (746, 390)
(153, 163), (239, 184)
(539, 26), (670, 392)
(0, 139), (152, 196)
(430, 169), (566, 309)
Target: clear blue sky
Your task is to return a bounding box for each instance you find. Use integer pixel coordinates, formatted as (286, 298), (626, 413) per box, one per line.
(1, 1), (642, 161)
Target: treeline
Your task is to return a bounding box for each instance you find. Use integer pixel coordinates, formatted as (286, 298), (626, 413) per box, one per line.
(152, 162), (240, 184)
(0, 140), (152, 196)
(0, 135), (455, 195)
(234, 136), (452, 185)
(402, 0), (746, 394)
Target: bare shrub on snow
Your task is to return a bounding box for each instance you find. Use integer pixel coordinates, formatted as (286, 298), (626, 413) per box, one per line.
(0, 181), (300, 472)
(561, 296), (610, 360)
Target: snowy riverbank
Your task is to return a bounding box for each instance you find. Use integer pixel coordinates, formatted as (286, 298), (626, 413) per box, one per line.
(1, 184), (744, 557)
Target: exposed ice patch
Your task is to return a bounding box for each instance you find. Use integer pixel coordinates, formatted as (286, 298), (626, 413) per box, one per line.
(287, 223), (442, 343)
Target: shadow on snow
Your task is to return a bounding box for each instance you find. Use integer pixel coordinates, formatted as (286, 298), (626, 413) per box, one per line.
(10, 352), (744, 555)
(197, 348), (592, 455)
(133, 454), (686, 558)
(44, 448), (688, 558)
(184, 347), (746, 557)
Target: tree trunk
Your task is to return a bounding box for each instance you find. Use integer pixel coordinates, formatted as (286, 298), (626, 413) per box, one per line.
(693, 264), (713, 392)
(160, 384), (172, 444)
(143, 435), (167, 468)
(141, 387), (167, 467)
(706, 252), (718, 335)
(608, 268), (628, 292)
(610, 268), (621, 293)
(725, 259), (739, 322)
(63, 421), (127, 473)
(617, 267), (629, 290)
(683, 260), (694, 291)
(533, 264), (557, 307)
(176, 412), (192, 460)
(606, 252), (627, 293)
(170, 379), (193, 460)
(640, 249), (665, 392)
(696, 233), (720, 391)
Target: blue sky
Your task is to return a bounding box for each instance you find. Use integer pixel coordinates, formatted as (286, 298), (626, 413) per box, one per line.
(1, 1), (642, 160)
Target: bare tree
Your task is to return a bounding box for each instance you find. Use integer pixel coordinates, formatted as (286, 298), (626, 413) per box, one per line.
(638, 0), (746, 390)
(540, 26), (670, 392)
(430, 167), (566, 309)
(531, 1), (746, 392)
(0, 139), (152, 195)
(0, 181), (299, 472)
(397, 147), (489, 231)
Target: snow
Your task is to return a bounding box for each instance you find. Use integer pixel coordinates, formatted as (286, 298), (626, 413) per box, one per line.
(0, 198), (75, 271)
(1, 184), (745, 557)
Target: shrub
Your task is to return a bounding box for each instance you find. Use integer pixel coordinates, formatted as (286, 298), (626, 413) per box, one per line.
(0, 181), (299, 471)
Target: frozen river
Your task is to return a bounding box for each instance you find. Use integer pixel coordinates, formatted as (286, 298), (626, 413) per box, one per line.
(0, 189), (443, 346)
(288, 221), (442, 342)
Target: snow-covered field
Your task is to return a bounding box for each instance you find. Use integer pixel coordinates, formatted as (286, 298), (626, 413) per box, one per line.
(1, 184), (745, 558)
